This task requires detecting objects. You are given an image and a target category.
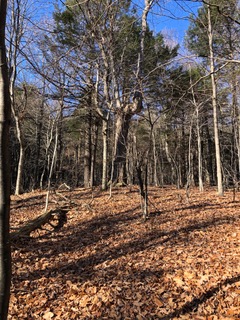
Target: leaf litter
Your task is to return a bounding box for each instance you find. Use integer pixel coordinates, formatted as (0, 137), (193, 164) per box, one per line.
(9, 186), (240, 319)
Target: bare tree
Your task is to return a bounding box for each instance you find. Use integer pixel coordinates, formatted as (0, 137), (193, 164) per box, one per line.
(207, 4), (223, 195)
(0, 0), (12, 318)
(7, 0), (29, 195)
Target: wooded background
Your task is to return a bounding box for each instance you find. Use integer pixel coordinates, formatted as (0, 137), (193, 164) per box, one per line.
(6, 0), (240, 196)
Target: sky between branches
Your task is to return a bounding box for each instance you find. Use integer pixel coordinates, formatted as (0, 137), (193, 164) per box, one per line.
(33, 0), (201, 48)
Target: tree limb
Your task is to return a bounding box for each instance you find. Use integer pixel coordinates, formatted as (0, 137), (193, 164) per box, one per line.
(10, 207), (68, 240)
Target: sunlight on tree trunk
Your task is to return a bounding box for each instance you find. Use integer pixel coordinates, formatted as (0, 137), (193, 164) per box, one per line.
(207, 4), (223, 196)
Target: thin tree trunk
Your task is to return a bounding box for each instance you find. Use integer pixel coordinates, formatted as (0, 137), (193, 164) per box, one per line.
(15, 132), (25, 195)
(126, 130), (135, 185)
(8, 0), (25, 195)
(207, 4), (223, 196)
(196, 106), (204, 191)
(152, 130), (159, 186)
(34, 89), (44, 188)
(190, 72), (204, 192)
(55, 102), (63, 184)
(186, 116), (194, 199)
(93, 66), (110, 191)
(238, 115), (240, 175)
(102, 118), (108, 190)
(84, 110), (92, 188)
(74, 144), (80, 187)
(10, 75), (25, 196)
(0, 1), (12, 318)
(90, 121), (98, 187)
(14, 86), (28, 194)
(44, 122), (58, 213)
(180, 111), (187, 187)
(164, 137), (176, 185)
(230, 72), (240, 178)
(204, 115), (215, 185)
(40, 116), (54, 190)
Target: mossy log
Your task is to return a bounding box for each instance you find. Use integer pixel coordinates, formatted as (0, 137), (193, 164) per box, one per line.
(10, 207), (68, 241)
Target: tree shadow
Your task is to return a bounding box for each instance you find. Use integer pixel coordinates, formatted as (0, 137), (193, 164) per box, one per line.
(166, 202), (222, 214)
(159, 274), (240, 319)
(11, 193), (46, 210)
(12, 210), (239, 285)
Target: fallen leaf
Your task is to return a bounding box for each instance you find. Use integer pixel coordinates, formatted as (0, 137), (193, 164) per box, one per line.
(43, 311), (54, 320)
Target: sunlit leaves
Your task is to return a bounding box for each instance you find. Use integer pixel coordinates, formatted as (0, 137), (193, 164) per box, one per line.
(9, 187), (240, 318)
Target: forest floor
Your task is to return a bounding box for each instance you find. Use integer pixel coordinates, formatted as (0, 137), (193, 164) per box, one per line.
(9, 186), (240, 320)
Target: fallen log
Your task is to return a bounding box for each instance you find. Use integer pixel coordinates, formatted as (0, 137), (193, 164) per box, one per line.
(10, 207), (68, 241)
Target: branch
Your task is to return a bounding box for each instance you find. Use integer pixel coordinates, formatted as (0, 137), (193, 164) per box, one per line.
(202, 0), (240, 26)
(10, 207), (69, 240)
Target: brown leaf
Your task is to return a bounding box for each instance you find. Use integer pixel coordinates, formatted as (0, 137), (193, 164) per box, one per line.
(153, 296), (164, 307)
(42, 311), (54, 320)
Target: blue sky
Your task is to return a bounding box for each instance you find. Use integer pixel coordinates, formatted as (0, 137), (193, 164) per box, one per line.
(35, 0), (201, 47)
(147, 0), (201, 46)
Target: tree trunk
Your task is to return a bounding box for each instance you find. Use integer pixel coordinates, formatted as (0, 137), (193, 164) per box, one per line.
(180, 111), (187, 187)
(190, 75), (204, 191)
(15, 128), (25, 195)
(90, 120), (98, 187)
(204, 116), (215, 185)
(84, 110), (92, 188)
(0, 1), (12, 318)
(230, 71), (239, 178)
(10, 81), (25, 196)
(102, 118), (108, 190)
(112, 112), (132, 185)
(196, 106), (204, 191)
(55, 102), (63, 184)
(8, 0), (25, 195)
(207, 4), (223, 196)
(152, 130), (159, 186)
(34, 93), (44, 188)
(164, 137), (176, 185)
(40, 117), (55, 190)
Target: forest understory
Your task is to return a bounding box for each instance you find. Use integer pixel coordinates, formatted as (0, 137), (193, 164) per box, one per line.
(9, 186), (240, 319)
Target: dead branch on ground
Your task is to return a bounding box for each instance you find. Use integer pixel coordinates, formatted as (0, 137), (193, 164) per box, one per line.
(10, 207), (69, 241)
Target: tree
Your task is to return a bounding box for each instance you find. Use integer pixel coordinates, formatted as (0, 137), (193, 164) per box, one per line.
(185, 0), (236, 195)
(6, 0), (32, 195)
(207, 3), (223, 195)
(0, 0), (12, 318)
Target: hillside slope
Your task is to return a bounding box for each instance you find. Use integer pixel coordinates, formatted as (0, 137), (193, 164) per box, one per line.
(9, 186), (240, 319)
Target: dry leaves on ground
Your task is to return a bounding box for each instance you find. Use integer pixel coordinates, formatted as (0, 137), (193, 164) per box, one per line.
(9, 186), (240, 319)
